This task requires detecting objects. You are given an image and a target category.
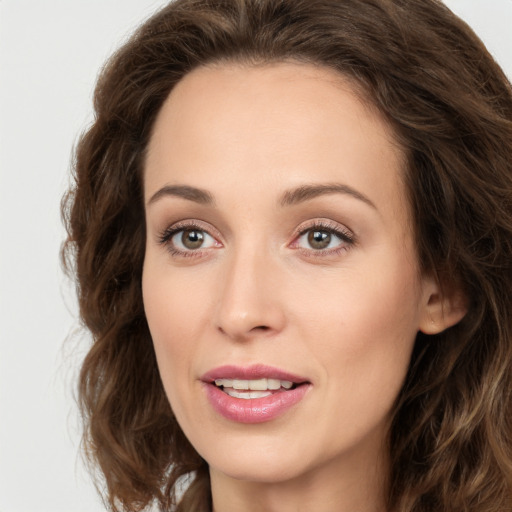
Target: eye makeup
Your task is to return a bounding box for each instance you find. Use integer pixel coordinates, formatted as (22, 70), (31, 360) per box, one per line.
(157, 219), (223, 259)
(156, 216), (356, 260)
(291, 219), (356, 258)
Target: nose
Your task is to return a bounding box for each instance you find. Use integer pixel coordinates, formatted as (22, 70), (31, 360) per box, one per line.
(214, 246), (287, 341)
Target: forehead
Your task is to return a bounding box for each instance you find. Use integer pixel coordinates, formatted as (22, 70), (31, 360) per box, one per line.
(144, 62), (407, 220)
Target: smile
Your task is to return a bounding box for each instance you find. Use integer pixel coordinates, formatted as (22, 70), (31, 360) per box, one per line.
(202, 365), (311, 423)
(214, 378), (294, 399)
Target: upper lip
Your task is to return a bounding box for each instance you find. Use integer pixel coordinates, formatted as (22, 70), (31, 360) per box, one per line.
(201, 364), (309, 384)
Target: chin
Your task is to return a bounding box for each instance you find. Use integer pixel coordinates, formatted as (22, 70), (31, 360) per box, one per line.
(194, 428), (324, 484)
(210, 454), (310, 484)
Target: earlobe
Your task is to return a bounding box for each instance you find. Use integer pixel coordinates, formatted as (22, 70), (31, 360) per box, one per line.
(418, 280), (468, 335)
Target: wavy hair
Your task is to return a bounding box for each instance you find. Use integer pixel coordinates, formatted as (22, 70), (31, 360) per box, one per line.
(62, 0), (512, 510)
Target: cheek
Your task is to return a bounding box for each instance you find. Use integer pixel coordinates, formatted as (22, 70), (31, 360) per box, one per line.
(296, 262), (421, 345)
(142, 262), (208, 406)
(142, 252), (215, 344)
(293, 260), (422, 425)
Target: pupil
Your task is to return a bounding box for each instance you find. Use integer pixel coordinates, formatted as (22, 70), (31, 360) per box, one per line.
(308, 230), (331, 249)
(182, 230), (204, 249)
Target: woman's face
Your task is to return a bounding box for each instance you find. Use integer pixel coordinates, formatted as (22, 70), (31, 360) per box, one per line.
(142, 62), (436, 487)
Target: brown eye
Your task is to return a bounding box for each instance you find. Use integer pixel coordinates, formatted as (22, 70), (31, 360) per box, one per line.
(307, 230), (331, 250)
(295, 223), (355, 254)
(181, 229), (205, 249)
(162, 223), (220, 256)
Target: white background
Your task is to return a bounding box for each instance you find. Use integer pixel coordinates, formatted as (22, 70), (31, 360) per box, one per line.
(0, 1), (510, 511)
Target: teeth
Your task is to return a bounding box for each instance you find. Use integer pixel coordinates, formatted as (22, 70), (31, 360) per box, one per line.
(224, 389), (272, 399)
(214, 378), (294, 390)
(267, 379), (281, 390)
(215, 378), (233, 388)
(233, 379), (250, 390)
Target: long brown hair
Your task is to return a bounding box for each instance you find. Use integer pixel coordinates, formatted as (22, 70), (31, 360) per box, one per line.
(62, 0), (512, 510)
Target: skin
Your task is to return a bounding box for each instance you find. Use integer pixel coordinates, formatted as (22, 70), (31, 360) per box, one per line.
(142, 62), (462, 512)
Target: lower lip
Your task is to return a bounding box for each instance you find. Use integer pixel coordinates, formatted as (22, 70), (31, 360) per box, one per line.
(203, 383), (310, 424)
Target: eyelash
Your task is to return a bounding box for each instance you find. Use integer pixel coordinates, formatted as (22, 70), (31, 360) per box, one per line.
(157, 220), (356, 259)
(293, 220), (356, 257)
(158, 221), (219, 258)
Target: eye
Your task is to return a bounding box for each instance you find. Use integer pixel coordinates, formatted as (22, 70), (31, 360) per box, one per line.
(158, 222), (221, 257)
(302, 230), (336, 250)
(172, 228), (216, 251)
(293, 221), (355, 254)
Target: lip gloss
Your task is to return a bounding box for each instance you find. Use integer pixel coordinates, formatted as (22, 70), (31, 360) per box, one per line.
(203, 382), (310, 423)
(201, 364), (311, 424)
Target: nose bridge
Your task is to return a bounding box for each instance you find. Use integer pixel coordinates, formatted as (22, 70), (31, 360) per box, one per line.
(215, 237), (285, 340)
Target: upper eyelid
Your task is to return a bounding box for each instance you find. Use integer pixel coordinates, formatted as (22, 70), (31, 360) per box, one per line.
(158, 219), (222, 241)
(295, 219), (354, 236)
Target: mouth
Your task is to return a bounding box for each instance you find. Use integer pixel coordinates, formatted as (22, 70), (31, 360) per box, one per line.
(213, 377), (297, 399)
(201, 364), (309, 392)
(201, 365), (311, 423)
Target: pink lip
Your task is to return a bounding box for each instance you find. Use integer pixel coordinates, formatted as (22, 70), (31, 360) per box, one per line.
(201, 364), (311, 424)
(201, 364), (307, 383)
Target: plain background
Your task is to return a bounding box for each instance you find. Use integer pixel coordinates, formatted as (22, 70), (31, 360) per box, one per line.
(0, 1), (510, 511)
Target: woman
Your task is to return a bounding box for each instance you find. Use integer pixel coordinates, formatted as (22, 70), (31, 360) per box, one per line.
(62, 0), (512, 510)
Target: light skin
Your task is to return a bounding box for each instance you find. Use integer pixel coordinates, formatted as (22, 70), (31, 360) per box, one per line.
(142, 62), (465, 512)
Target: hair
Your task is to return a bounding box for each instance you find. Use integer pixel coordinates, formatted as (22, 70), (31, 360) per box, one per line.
(62, 0), (512, 510)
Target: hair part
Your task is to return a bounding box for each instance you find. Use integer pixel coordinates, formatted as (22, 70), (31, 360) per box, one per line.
(62, 0), (512, 510)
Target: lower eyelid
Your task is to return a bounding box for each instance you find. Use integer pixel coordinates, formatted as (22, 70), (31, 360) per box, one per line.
(296, 233), (348, 251)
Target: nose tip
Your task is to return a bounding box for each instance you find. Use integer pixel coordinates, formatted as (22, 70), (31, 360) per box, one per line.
(216, 299), (285, 341)
(214, 255), (286, 341)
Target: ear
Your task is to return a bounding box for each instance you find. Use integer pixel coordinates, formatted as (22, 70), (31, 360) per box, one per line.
(418, 277), (468, 335)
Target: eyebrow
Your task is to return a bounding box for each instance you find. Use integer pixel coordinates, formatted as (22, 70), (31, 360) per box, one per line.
(280, 183), (376, 209)
(146, 182), (376, 210)
(147, 184), (215, 206)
